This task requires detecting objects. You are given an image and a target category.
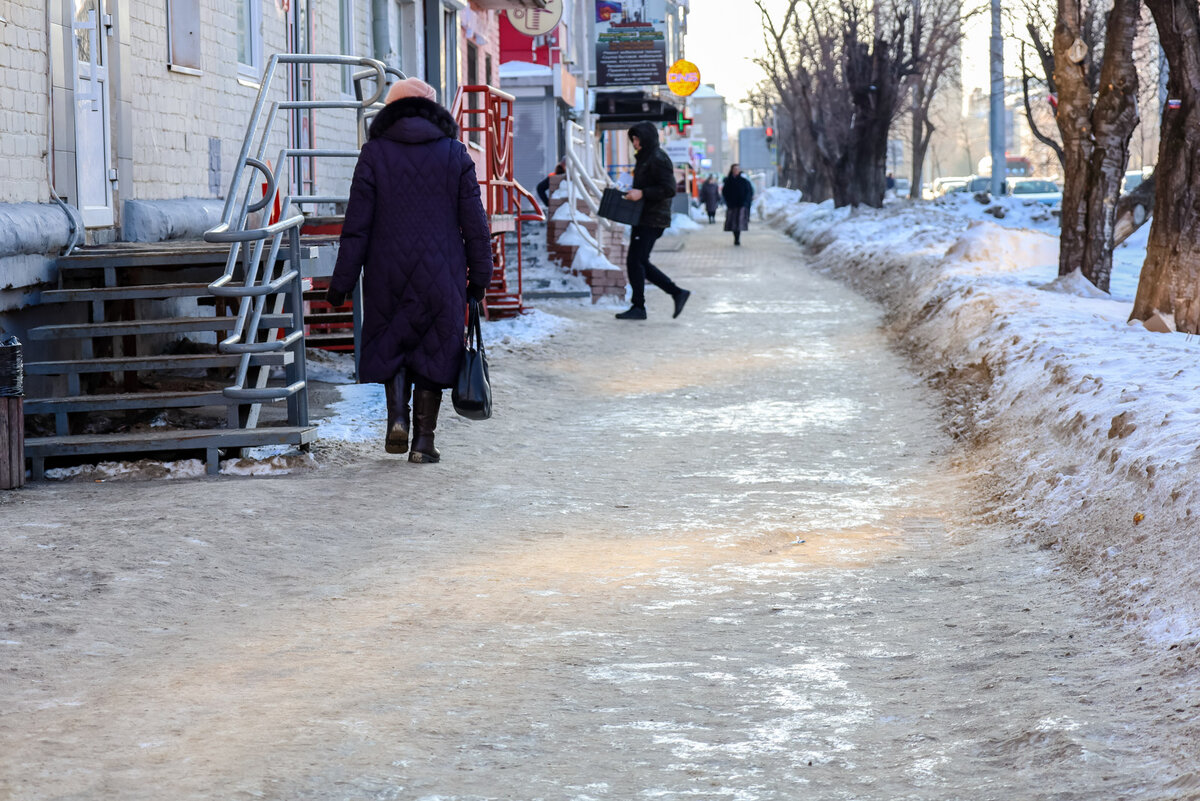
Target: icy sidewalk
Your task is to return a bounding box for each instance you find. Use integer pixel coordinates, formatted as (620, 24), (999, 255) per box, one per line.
(759, 189), (1200, 650)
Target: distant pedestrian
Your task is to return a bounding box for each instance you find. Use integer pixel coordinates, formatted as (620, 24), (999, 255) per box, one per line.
(536, 159), (567, 208)
(722, 164), (754, 246)
(615, 121), (691, 321)
(886, 172), (896, 191)
(698, 176), (720, 223)
(326, 77), (493, 463)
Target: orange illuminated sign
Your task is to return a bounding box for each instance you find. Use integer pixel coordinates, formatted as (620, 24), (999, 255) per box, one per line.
(666, 59), (700, 97)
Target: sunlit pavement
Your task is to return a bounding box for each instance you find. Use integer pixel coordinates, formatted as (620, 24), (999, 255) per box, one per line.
(1, 223), (1189, 800)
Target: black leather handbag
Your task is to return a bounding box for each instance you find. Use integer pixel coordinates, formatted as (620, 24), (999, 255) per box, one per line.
(452, 298), (492, 420)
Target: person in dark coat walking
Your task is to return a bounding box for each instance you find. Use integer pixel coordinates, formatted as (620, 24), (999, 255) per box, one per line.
(616, 121), (691, 321)
(722, 163), (754, 245)
(698, 176), (720, 223)
(326, 77), (493, 463)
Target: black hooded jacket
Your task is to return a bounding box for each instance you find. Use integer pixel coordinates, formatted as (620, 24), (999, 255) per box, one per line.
(628, 122), (676, 229)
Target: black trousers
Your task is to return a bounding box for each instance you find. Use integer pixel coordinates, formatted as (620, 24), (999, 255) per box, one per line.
(627, 225), (680, 308)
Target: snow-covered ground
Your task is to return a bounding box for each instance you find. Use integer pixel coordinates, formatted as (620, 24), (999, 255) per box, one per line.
(758, 187), (1200, 649)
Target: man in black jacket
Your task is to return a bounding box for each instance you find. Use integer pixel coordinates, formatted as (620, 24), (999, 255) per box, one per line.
(616, 121), (691, 321)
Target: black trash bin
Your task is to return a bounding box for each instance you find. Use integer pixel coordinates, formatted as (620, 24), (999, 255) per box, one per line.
(1, 337), (25, 489)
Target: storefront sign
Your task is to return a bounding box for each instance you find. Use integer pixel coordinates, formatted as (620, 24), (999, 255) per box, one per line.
(596, 0), (668, 87)
(506, 0), (563, 37)
(666, 59), (700, 96)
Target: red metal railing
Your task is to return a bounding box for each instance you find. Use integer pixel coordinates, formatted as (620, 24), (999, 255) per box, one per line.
(453, 84), (545, 317)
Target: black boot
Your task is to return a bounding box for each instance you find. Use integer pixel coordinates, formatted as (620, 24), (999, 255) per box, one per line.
(383, 370), (411, 454)
(409, 389), (442, 463)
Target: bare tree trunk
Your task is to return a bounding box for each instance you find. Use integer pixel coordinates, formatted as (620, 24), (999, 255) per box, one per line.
(1054, 0), (1096, 278)
(1131, 0), (1200, 331)
(1079, 0), (1140, 291)
(1053, 0), (1140, 291)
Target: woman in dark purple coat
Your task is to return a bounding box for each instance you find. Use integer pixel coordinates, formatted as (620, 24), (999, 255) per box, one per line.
(326, 78), (493, 463)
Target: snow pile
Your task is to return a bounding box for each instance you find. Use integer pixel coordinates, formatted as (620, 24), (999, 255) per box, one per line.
(484, 307), (572, 351)
(761, 188), (1200, 649)
(304, 348), (356, 384)
(571, 243), (621, 273)
(665, 212), (703, 234)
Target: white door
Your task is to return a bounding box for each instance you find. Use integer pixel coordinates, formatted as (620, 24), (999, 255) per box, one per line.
(72, 0), (115, 228)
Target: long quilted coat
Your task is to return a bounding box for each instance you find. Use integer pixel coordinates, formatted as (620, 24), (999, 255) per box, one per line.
(329, 97), (493, 386)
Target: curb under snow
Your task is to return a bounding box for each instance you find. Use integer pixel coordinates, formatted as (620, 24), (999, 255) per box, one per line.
(760, 189), (1200, 652)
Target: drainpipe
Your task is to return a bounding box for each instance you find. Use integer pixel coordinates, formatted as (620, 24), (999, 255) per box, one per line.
(44, 2), (82, 256)
(371, 0), (391, 67)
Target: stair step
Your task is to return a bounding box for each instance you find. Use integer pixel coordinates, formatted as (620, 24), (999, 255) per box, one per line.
(306, 333), (355, 349)
(27, 314), (295, 340)
(23, 351), (293, 376)
(26, 426), (318, 477)
(57, 241), (323, 271)
(41, 283), (213, 303)
(305, 311), (355, 325)
(24, 390), (231, 415)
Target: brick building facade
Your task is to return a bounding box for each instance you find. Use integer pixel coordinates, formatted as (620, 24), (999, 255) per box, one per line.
(0, 0), (520, 333)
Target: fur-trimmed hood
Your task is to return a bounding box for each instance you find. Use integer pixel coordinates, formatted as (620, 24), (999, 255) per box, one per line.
(369, 96), (459, 143)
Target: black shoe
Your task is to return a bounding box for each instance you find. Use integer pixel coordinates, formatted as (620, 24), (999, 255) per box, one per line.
(672, 289), (691, 319)
(615, 306), (647, 320)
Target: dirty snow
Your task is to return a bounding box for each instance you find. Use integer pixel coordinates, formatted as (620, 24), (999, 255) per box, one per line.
(758, 187), (1200, 649)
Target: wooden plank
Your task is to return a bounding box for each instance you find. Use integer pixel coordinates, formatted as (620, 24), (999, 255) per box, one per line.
(40, 283), (213, 303)
(23, 351), (292, 375)
(24, 425), (317, 458)
(57, 240), (325, 270)
(23, 390), (230, 415)
(1, 397), (24, 490)
(26, 314), (294, 340)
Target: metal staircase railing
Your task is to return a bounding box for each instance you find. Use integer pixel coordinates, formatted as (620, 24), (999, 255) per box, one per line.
(204, 53), (402, 426)
(558, 119), (618, 254)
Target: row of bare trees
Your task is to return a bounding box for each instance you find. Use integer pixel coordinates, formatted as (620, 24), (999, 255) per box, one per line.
(755, 0), (1200, 332)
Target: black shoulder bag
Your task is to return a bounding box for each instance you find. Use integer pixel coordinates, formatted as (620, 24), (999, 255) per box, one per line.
(452, 298), (492, 420)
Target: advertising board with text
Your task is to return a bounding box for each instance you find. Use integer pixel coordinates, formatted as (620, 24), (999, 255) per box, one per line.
(595, 0), (668, 87)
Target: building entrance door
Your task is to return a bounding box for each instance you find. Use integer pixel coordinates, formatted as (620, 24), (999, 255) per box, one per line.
(72, 0), (115, 228)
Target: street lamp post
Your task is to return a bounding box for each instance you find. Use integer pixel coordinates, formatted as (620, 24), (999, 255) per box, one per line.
(989, 0), (1004, 196)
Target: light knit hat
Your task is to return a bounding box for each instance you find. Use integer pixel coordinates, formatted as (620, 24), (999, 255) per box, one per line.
(385, 77), (437, 104)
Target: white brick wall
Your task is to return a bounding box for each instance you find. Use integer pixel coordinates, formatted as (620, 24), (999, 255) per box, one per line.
(0, 0), (52, 204)
(127, 0), (374, 205)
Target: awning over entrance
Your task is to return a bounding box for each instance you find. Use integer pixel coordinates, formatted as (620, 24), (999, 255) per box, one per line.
(593, 91), (679, 126)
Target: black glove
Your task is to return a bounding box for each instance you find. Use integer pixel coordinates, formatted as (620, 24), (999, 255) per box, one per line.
(467, 283), (487, 302)
(325, 287), (347, 307)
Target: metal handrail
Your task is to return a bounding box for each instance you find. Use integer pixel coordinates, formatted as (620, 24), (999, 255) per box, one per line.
(202, 54), (400, 415)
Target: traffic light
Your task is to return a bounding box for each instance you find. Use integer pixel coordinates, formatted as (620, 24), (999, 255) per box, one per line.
(765, 126), (775, 146)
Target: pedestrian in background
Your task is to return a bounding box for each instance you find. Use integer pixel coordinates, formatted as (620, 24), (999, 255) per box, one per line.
(326, 77), (493, 464)
(699, 175), (720, 223)
(537, 159), (567, 208)
(616, 121), (691, 321)
(722, 163), (754, 246)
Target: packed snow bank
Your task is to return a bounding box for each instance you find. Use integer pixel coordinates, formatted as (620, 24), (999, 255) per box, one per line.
(760, 188), (1200, 650)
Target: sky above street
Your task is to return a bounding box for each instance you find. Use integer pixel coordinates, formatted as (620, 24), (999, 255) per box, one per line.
(683, 0), (991, 111)
(682, 0), (789, 108)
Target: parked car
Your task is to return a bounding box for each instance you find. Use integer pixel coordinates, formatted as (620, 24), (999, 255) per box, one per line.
(964, 175), (1006, 194)
(929, 177), (968, 198)
(1009, 178), (1063, 205)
